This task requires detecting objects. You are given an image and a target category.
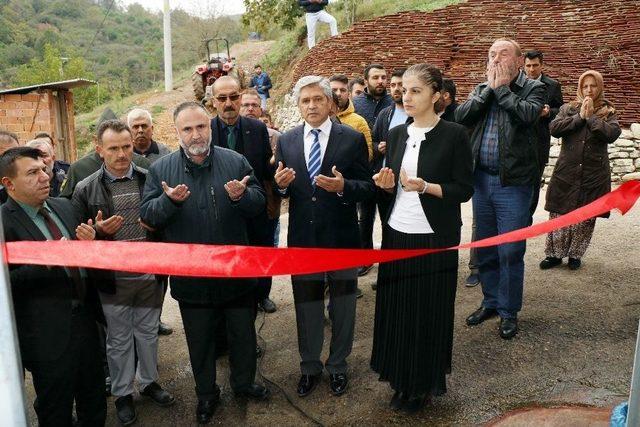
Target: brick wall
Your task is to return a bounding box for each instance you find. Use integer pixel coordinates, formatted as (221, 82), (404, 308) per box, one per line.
(292, 0), (640, 126)
(0, 93), (54, 143)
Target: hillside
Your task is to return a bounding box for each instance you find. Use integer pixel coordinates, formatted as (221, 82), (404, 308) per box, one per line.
(0, 0), (244, 112)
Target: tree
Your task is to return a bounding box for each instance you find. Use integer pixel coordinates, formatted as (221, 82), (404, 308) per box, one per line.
(14, 44), (99, 112)
(242, 0), (303, 34)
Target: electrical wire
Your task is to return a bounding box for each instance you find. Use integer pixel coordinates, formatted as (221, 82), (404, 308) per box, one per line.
(84, 0), (116, 59)
(256, 311), (326, 427)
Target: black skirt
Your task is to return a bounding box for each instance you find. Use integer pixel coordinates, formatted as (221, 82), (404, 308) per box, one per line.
(370, 226), (458, 397)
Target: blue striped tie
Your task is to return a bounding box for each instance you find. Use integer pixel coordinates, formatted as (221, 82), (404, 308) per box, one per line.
(308, 129), (322, 185)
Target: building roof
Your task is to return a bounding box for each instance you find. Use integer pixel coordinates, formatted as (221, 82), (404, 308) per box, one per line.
(0, 78), (96, 95)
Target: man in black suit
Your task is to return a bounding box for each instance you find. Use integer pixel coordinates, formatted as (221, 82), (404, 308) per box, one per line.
(524, 50), (564, 219)
(0, 147), (107, 426)
(275, 75), (375, 397)
(210, 76), (277, 314)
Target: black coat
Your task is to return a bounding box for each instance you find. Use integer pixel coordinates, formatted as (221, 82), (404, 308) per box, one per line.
(383, 120), (474, 245)
(455, 71), (546, 186)
(140, 147), (265, 305)
(2, 197), (109, 362)
(275, 123), (375, 249)
(535, 73), (564, 169)
(545, 104), (621, 217)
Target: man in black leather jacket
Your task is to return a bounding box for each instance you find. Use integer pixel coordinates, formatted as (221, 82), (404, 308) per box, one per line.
(456, 38), (545, 340)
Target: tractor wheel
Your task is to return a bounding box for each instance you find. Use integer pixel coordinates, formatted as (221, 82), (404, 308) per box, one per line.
(191, 73), (205, 101)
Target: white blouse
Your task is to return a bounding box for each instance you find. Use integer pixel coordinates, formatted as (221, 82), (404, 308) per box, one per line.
(388, 124), (435, 234)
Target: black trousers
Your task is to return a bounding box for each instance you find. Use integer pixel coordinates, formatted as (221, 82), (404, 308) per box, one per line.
(179, 294), (257, 400)
(358, 192), (391, 252)
(25, 307), (106, 427)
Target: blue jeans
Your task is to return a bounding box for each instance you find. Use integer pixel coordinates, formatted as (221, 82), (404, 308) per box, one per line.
(258, 93), (268, 110)
(473, 169), (532, 319)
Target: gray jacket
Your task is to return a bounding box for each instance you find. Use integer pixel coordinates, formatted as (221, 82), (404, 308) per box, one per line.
(140, 146), (265, 305)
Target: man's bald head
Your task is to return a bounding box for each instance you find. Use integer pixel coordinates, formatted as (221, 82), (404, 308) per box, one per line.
(0, 130), (19, 156)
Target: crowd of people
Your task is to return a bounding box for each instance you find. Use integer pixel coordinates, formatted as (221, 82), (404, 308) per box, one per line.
(0, 36), (622, 425)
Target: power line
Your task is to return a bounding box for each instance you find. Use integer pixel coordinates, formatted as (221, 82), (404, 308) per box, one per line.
(84, 0), (117, 59)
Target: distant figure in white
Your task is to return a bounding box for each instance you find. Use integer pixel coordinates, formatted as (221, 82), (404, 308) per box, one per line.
(298, 0), (338, 49)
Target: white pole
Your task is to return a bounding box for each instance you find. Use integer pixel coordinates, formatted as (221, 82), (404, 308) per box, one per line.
(627, 320), (640, 426)
(0, 227), (28, 425)
(163, 0), (173, 92)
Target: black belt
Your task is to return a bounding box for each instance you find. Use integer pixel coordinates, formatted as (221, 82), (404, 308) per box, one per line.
(477, 164), (499, 176)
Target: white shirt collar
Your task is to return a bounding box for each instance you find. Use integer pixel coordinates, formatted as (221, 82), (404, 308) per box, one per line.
(304, 117), (332, 138)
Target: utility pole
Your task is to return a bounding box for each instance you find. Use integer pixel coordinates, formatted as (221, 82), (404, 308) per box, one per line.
(163, 0), (173, 92)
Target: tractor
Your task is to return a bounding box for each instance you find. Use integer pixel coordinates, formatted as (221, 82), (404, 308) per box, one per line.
(191, 38), (246, 108)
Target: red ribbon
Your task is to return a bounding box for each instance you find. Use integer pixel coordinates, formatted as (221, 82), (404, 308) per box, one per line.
(4, 181), (640, 278)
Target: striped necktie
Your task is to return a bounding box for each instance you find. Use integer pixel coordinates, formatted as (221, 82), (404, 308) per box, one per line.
(308, 129), (322, 185)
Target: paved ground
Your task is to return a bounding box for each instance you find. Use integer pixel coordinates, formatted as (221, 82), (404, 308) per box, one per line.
(24, 187), (640, 425)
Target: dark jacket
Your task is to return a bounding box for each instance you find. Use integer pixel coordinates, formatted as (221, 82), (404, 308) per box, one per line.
(134, 140), (172, 164)
(352, 89), (394, 130)
(2, 197), (109, 362)
(440, 102), (459, 123)
(545, 104), (621, 217)
(60, 150), (152, 198)
(140, 146), (265, 305)
(298, 0), (328, 13)
(50, 160), (70, 197)
(275, 123), (375, 249)
(372, 104), (395, 172)
(249, 73), (273, 98)
(455, 71), (546, 186)
(383, 120), (474, 245)
(535, 73), (564, 170)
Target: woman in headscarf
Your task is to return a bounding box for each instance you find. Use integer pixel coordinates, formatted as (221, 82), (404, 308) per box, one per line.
(540, 70), (621, 270)
(370, 63), (473, 413)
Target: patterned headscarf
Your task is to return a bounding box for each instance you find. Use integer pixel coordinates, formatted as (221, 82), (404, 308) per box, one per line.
(570, 70), (616, 119)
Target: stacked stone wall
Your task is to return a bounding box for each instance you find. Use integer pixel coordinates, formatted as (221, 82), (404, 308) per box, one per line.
(292, 0), (640, 127)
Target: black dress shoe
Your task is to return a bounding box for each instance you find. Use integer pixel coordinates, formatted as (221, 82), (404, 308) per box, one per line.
(568, 257), (581, 270)
(329, 373), (348, 396)
(358, 265), (373, 276)
(466, 306), (498, 326)
(540, 256), (562, 269)
(158, 322), (173, 336)
(258, 298), (277, 313)
(140, 382), (175, 407)
(235, 383), (270, 401)
(105, 376), (112, 396)
(114, 394), (136, 426)
(297, 374), (321, 397)
(403, 394), (429, 414)
(389, 391), (406, 411)
(196, 387), (220, 425)
(500, 317), (518, 339)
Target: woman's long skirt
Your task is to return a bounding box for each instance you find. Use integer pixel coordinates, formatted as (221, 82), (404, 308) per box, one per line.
(544, 212), (596, 259)
(370, 226), (458, 397)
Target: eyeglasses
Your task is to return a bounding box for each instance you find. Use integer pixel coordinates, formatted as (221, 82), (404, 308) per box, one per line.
(241, 103), (260, 108)
(215, 94), (241, 102)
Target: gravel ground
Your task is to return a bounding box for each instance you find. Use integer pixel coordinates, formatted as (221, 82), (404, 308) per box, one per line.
(24, 187), (640, 425)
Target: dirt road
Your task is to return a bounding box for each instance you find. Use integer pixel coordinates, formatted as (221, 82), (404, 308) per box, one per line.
(24, 188), (640, 425)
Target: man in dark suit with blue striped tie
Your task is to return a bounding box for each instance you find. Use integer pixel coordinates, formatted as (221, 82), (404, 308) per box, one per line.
(275, 75), (375, 398)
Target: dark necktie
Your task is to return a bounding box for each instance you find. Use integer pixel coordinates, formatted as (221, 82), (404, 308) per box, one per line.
(227, 127), (236, 151)
(308, 129), (322, 185)
(39, 208), (86, 301)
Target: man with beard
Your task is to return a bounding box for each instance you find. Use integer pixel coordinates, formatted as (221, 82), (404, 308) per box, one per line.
(352, 64), (393, 276)
(456, 39), (545, 339)
(368, 69), (408, 285)
(126, 108), (173, 337)
(212, 77), (276, 315)
(141, 102), (269, 424)
(440, 78), (460, 122)
(523, 50), (564, 220)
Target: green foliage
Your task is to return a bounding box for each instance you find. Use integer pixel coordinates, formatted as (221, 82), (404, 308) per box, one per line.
(0, 0), (244, 113)
(242, 0), (303, 35)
